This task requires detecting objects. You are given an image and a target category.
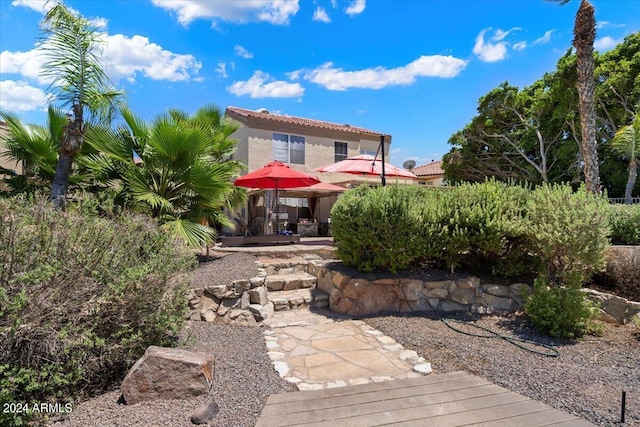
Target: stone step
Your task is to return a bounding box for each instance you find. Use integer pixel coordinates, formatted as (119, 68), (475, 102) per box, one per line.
(265, 272), (317, 291)
(257, 254), (325, 275)
(268, 288), (329, 311)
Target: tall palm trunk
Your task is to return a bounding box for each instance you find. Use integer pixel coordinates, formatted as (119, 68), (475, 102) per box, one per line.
(573, 0), (601, 193)
(51, 104), (84, 209)
(625, 159), (637, 204)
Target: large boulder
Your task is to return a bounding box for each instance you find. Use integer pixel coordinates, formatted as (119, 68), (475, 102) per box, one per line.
(121, 346), (214, 405)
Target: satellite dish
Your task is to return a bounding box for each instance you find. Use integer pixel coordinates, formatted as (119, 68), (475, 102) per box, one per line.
(403, 160), (416, 170)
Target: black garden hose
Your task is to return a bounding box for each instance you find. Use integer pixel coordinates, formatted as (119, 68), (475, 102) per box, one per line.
(441, 318), (560, 357)
(399, 283), (560, 357)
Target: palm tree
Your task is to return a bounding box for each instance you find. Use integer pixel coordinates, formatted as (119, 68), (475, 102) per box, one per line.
(0, 107), (67, 195)
(40, 3), (122, 209)
(549, 0), (601, 193)
(84, 105), (246, 247)
(610, 114), (639, 204)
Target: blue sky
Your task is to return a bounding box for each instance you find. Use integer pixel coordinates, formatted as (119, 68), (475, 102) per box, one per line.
(1, 0), (639, 168)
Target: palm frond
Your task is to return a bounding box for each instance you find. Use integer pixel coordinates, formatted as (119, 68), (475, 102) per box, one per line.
(160, 217), (216, 247)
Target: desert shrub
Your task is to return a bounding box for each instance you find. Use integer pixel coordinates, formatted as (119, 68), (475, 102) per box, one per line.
(526, 184), (610, 287)
(331, 185), (427, 273)
(442, 180), (532, 276)
(591, 246), (640, 301)
(524, 277), (600, 338)
(607, 204), (640, 245)
(0, 195), (195, 425)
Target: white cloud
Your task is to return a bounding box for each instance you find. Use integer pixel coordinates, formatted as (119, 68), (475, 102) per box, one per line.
(151, 0), (300, 26)
(0, 48), (49, 84)
(11, 0), (55, 14)
(234, 45), (254, 59)
(594, 36), (622, 52)
(596, 21), (624, 30)
(1, 34), (202, 84)
(513, 41), (527, 51)
(345, 0), (365, 16)
(473, 28), (508, 62)
(534, 30), (554, 45)
(216, 62), (228, 78)
(492, 27), (520, 42)
(313, 7), (331, 23)
(227, 71), (304, 98)
(300, 55), (467, 91)
(102, 34), (201, 82)
(0, 80), (49, 111)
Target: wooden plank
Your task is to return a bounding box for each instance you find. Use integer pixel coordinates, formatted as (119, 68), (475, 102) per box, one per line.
(265, 371), (473, 405)
(467, 408), (581, 426)
(255, 373), (595, 427)
(257, 383), (511, 426)
(271, 392), (532, 427)
(220, 234), (300, 247)
(378, 400), (561, 427)
(260, 376), (495, 417)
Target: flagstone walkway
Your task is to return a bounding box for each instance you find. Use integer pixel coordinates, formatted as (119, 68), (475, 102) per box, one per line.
(263, 308), (433, 390)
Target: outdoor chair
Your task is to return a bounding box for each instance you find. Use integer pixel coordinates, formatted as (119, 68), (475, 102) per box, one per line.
(233, 217), (253, 237)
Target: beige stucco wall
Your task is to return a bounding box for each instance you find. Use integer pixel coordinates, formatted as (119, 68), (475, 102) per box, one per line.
(228, 119), (387, 175)
(0, 121), (21, 175)
(418, 176), (445, 187)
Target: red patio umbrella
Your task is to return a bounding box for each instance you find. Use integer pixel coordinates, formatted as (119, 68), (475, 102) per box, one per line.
(234, 161), (320, 232)
(314, 155), (417, 180)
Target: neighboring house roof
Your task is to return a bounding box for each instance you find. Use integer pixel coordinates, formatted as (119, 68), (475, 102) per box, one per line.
(413, 160), (444, 177)
(225, 106), (391, 138)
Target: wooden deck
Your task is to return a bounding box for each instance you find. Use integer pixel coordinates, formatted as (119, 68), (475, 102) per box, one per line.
(220, 234), (300, 247)
(255, 371), (595, 427)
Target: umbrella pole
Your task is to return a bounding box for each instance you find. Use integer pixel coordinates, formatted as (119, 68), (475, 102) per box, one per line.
(380, 135), (387, 187)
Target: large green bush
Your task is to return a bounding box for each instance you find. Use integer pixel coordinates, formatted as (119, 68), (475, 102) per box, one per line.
(0, 195), (195, 425)
(441, 180), (531, 276)
(526, 184), (610, 287)
(331, 185), (427, 273)
(607, 204), (640, 245)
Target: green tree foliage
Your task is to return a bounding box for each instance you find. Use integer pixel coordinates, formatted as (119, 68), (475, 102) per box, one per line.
(0, 107), (65, 194)
(609, 114), (639, 203)
(444, 32), (640, 198)
(84, 105), (246, 247)
(39, 3), (122, 209)
(0, 195), (195, 425)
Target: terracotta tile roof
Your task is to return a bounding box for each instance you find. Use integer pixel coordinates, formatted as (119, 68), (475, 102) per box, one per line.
(412, 160), (443, 177)
(225, 106), (390, 138)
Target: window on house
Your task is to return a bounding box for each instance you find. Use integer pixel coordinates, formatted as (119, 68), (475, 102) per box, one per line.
(273, 133), (305, 164)
(335, 142), (348, 162)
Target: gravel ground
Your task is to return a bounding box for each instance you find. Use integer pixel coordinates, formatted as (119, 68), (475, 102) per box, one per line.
(190, 252), (259, 288)
(364, 311), (640, 427)
(50, 323), (296, 427)
(49, 254), (640, 427)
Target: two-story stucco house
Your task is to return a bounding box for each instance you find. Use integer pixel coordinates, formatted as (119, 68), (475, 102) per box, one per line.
(225, 106), (391, 176)
(224, 106), (393, 235)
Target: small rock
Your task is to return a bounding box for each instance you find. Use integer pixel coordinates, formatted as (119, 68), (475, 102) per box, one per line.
(190, 399), (219, 425)
(413, 363), (432, 374)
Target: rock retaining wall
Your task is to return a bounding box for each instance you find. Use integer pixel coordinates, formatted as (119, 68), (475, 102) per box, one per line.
(309, 260), (640, 325)
(309, 261), (530, 317)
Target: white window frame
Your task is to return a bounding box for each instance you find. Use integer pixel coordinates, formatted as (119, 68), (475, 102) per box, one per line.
(273, 132), (305, 164)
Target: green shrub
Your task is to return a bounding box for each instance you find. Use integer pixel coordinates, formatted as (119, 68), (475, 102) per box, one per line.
(331, 185), (427, 273)
(524, 277), (600, 338)
(443, 180), (532, 276)
(0, 195), (195, 425)
(607, 204), (640, 245)
(526, 184), (610, 287)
